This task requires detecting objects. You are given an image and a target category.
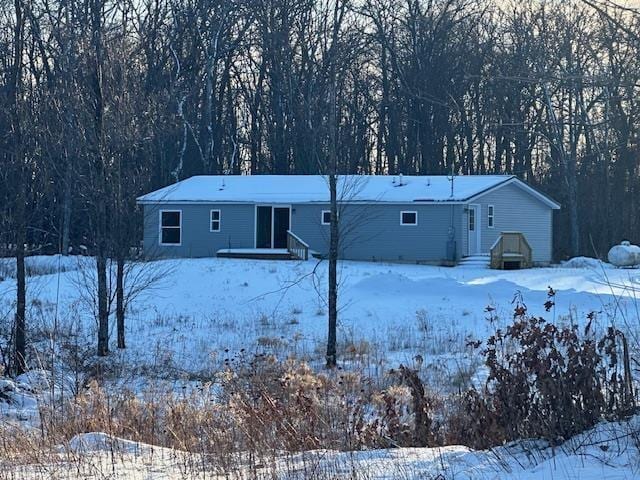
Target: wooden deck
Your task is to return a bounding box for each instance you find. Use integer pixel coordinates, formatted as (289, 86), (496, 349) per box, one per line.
(216, 248), (295, 260)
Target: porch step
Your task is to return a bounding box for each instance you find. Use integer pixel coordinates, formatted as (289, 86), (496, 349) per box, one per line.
(458, 254), (490, 268)
(216, 248), (295, 260)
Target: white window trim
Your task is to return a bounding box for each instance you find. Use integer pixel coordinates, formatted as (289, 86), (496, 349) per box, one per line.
(400, 210), (418, 226)
(159, 209), (182, 246)
(321, 210), (332, 225)
(487, 204), (494, 229)
(210, 209), (221, 232)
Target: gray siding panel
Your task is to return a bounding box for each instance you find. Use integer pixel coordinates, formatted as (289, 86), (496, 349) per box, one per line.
(291, 203), (463, 262)
(144, 203), (255, 258)
(142, 183), (553, 264)
(470, 183), (554, 263)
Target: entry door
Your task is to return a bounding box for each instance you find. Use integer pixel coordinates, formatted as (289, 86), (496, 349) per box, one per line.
(256, 206), (291, 249)
(467, 205), (481, 255)
(256, 206), (273, 248)
(273, 207), (290, 248)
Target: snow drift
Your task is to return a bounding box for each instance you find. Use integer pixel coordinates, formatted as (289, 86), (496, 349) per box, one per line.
(34, 414), (640, 479)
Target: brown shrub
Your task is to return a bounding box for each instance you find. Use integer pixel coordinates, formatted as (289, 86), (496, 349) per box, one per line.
(446, 297), (636, 449)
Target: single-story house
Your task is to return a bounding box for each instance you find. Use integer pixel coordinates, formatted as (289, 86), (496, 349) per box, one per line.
(136, 174), (560, 265)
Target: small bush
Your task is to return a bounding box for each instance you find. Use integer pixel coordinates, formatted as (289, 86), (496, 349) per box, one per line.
(448, 296), (636, 449)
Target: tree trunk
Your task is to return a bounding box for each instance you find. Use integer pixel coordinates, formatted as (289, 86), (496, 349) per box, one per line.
(92, 0), (109, 357)
(11, 0), (26, 376)
(96, 255), (109, 356)
(326, 173), (338, 368)
(14, 199), (26, 376)
(61, 156), (73, 255)
(116, 256), (125, 349)
(325, 0), (344, 369)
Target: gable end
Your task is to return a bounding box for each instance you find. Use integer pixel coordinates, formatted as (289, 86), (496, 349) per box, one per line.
(467, 177), (560, 209)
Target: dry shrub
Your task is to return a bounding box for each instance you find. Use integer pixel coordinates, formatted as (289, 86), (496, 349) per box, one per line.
(32, 350), (443, 468)
(34, 353), (425, 466)
(447, 295), (636, 449)
(218, 353), (376, 453)
(343, 340), (372, 360)
(0, 424), (55, 465)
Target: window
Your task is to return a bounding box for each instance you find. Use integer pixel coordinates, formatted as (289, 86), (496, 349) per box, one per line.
(487, 205), (494, 228)
(400, 211), (418, 226)
(210, 209), (221, 232)
(160, 210), (181, 245)
(468, 208), (475, 231)
(321, 210), (332, 225)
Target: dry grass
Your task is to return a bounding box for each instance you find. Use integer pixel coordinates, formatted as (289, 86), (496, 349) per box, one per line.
(0, 354), (435, 479)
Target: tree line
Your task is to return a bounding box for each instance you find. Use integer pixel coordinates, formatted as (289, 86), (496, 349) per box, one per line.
(0, 0), (639, 368)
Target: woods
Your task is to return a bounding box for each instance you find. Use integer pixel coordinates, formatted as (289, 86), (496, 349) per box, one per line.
(0, 0), (639, 299)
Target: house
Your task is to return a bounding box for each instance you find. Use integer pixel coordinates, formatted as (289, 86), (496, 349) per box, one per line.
(136, 174), (560, 265)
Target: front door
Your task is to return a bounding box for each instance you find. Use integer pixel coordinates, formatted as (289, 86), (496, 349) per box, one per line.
(273, 207), (290, 248)
(256, 206), (273, 248)
(467, 205), (481, 255)
(256, 206), (291, 249)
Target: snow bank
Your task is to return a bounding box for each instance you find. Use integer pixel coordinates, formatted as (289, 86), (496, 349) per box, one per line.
(0, 254), (80, 279)
(16, 369), (75, 399)
(608, 241), (640, 267)
(0, 377), (39, 423)
(68, 432), (163, 455)
(261, 415), (640, 479)
(19, 415), (638, 479)
(561, 256), (608, 269)
(0, 370), (77, 426)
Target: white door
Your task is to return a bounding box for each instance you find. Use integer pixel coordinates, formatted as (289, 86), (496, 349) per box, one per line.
(467, 205), (481, 255)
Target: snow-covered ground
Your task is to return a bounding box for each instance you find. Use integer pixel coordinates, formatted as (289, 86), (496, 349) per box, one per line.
(6, 415), (640, 479)
(1, 255), (639, 383)
(1, 255), (640, 479)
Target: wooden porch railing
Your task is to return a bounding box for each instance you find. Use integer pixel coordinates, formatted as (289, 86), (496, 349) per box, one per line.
(490, 232), (532, 269)
(287, 230), (309, 260)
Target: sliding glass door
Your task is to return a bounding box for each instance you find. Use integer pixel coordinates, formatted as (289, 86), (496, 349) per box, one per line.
(256, 206), (291, 249)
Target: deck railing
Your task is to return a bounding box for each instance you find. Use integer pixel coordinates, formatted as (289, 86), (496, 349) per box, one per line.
(287, 230), (309, 260)
(490, 232), (532, 269)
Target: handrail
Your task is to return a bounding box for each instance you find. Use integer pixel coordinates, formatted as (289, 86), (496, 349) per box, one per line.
(286, 230), (309, 260)
(286, 230), (309, 249)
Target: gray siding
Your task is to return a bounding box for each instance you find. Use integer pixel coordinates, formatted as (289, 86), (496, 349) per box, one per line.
(143, 203), (255, 258)
(291, 203), (463, 263)
(142, 183), (554, 263)
(469, 183), (554, 263)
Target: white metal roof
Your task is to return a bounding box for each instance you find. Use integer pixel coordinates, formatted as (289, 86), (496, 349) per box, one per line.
(137, 174), (560, 208)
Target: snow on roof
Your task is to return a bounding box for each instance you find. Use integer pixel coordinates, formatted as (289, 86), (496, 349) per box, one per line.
(137, 174), (527, 205)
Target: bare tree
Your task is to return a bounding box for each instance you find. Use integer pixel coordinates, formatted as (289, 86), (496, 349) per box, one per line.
(9, 0), (27, 375)
(88, 0), (109, 357)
